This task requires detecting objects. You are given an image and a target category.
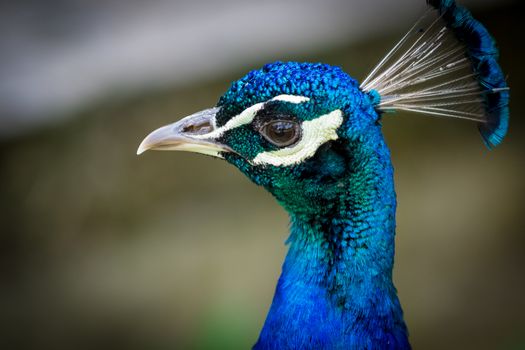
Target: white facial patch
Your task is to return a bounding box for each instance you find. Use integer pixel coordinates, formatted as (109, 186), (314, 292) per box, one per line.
(252, 110), (344, 167)
(190, 94), (310, 140)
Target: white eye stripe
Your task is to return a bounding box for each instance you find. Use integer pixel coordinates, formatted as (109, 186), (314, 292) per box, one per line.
(271, 95), (310, 104)
(191, 102), (264, 140)
(191, 94), (310, 140)
(252, 110), (344, 167)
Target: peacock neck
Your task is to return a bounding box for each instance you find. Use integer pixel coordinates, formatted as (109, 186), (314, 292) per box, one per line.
(254, 131), (410, 349)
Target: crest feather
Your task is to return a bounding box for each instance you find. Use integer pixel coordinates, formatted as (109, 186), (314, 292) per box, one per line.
(361, 0), (509, 148)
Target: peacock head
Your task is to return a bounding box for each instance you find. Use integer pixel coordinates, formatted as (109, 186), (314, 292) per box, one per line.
(137, 62), (382, 216)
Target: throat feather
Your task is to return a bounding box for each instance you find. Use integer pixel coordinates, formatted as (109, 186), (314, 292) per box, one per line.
(255, 133), (410, 349)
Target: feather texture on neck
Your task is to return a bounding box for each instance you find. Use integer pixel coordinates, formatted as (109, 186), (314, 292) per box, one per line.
(254, 127), (410, 350)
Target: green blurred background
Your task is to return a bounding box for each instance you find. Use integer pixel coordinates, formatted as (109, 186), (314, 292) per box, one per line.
(1, 1), (524, 349)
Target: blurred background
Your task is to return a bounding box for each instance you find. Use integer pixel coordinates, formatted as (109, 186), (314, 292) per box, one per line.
(0, 0), (524, 349)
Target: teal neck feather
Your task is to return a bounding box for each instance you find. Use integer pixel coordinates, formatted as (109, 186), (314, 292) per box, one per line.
(254, 128), (410, 349)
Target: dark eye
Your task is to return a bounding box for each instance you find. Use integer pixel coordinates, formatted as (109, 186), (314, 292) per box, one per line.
(259, 120), (301, 147)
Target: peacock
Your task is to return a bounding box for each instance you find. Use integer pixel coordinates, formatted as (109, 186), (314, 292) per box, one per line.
(137, 0), (509, 348)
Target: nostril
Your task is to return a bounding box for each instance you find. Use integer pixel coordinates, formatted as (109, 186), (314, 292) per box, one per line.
(182, 121), (213, 135)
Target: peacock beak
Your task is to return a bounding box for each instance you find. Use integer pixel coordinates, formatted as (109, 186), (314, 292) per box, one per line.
(137, 107), (233, 157)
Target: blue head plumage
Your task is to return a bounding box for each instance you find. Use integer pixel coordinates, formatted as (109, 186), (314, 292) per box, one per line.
(137, 1), (508, 349)
(215, 62), (383, 217)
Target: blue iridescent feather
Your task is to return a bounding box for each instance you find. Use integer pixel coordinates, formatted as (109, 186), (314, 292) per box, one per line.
(219, 62), (410, 348)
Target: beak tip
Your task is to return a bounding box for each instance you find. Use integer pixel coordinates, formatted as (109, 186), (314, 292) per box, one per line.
(136, 141), (149, 155)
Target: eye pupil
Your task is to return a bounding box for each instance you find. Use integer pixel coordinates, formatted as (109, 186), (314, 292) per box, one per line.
(270, 122), (293, 139)
(261, 120), (300, 147)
